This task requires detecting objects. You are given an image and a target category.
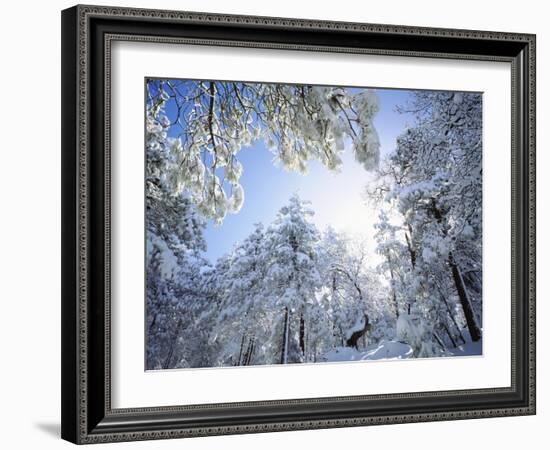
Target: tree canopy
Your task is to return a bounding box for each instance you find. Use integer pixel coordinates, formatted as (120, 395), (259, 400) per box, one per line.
(147, 79), (380, 223)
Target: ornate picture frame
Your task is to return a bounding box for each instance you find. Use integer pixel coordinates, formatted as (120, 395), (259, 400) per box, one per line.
(61, 4), (536, 444)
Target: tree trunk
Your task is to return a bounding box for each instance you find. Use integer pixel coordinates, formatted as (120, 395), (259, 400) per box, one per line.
(387, 255), (399, 319)
(163, 318), (183, 369)
(404, 227), (420, 316)
(248, 339), (255, 365)
(443, 322), (458, 348)
(405, 225), (416, 269)
(280, 307), (290, 364)
(429, 198), (481, 342)
(299, 312), (305, 359)
(432, 331), (446, 350)
(237, 334), (246, 366)
(449, 253), (481, 342)
(148, 313), (158, 335)
(438, 287), (466, 345)
(243, 336), (255, 365)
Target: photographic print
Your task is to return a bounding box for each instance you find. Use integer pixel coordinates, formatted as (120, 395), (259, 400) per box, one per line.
(145, 78), (482, 370)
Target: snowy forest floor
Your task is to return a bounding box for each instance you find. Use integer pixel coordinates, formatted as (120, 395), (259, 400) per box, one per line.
(320, 340), (482, 363)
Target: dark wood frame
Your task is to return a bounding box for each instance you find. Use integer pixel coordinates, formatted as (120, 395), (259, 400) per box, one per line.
(61, 4), (536, 444)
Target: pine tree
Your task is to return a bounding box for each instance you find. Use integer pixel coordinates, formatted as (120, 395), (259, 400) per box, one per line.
(263, 195), (323, 363)
(145, 91), (212, 369)
(368, 90), (483, 352)
(209, 223), (274, 366)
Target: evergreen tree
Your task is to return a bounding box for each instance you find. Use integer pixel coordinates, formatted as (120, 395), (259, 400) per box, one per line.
(145, 91), (211, 369)
(263, 195), (323, 364)
(209, 223), (273, 366)
(368, 90), (483, 354)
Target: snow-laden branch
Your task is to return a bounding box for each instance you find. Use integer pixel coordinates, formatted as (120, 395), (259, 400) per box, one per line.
(146, 79), (380, 223)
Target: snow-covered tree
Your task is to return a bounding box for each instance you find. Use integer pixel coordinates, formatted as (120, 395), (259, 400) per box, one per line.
(261, 195), (324, 364)
(208, 223), (275, 366)
(146, 79), (380, 223)
(146, 93), (212, 369)
(318, 229), (374, 349)
(367, 90), (483, 353)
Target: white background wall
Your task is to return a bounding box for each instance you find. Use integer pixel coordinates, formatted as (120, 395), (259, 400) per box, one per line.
(0, 0), (545, 448)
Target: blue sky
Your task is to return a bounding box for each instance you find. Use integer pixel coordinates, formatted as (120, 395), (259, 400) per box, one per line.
(200, 88), (414, 263)
(157, 83), (415, 263)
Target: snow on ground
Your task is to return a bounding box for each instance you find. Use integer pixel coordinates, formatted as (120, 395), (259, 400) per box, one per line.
(321, 340), (414, 363)
(321, 339), (482, 363)
(447, 340), (482, 357)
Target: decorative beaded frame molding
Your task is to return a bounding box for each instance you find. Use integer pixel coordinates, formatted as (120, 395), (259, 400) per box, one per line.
(61, 4), (536, 444)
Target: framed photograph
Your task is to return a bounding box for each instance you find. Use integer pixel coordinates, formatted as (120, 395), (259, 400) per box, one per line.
(61, 4), (536, 444)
